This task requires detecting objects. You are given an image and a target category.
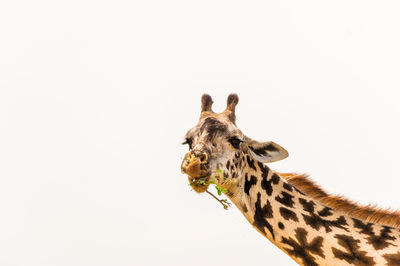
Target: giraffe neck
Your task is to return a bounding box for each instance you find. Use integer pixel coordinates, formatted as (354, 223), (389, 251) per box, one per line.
(222, 155), (400, 266)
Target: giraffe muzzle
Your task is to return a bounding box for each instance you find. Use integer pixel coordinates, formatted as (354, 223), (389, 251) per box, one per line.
(181, 150), (209, 178)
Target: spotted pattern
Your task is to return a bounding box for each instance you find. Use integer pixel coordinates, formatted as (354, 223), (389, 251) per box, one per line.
(253, 192), (275, 240)
(352, 218), (395, 250)
(257, 162), (265, 172)
(383, 251), (400, 266)
(275, 191), (295, 208)
(298, 198), (315, 213)
(280, 207), (299, 222)
(278, 222), (285, 230)
(281, 227), (324, 266)
(283, 182), (293, 192)
(299, 198), (348, 233)
(318, 207), (334, 217)
(244, 174), (257, 196)
(246, 155), (256, 171)
(233, 156), (243, 170)
(241, 203), (248, 213)
(199, 117), (227, 141)
(261, 172), (280, 196)
(239, 161), (399, 265)
(332, 234), (375, 266)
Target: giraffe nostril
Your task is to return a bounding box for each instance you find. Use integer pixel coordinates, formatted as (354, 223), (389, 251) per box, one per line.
(199, 153), (207, 163)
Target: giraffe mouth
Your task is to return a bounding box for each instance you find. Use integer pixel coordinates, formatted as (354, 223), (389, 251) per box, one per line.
(188, 175), (211, 193)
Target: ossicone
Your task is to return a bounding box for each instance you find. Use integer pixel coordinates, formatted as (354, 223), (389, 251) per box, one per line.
(226, 94), (239, 110)
(225, 93), (239, 123)
(201, 94), (214, 112)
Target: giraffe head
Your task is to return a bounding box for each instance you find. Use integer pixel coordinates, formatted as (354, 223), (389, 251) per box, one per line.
(181, 94), (289, 193)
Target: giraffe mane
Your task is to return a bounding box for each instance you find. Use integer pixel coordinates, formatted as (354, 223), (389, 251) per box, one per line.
(279, 172), (400, 228)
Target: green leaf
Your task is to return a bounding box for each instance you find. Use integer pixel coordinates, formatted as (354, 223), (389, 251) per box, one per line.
(217, 169), (222, 173)
(215, 186), (223, 196)
(197, 179), (207, 185)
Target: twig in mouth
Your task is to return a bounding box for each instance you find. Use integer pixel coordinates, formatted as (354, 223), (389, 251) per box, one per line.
(205, 190), (232, 210)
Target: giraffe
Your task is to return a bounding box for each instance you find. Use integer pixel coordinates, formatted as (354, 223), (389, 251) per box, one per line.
(181, 94), (400, 266)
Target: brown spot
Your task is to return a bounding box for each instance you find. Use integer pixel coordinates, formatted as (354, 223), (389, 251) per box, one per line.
(278, 222), (285, 229)
(244, 174), (257, 196)
(332, 234), (375, 266)
(302, 213), (348, 233)
(253, 193), (275, 240)
(383, 251), (400, 266)
(225, 190), (234, 197)
(280, 207), (298, 222)
(275, 191), (295, 208)
(352, 219), (395, 250)
(281, 227), (324, 266)
(318, 207), (334, 217)
(261, 171), (279, 196)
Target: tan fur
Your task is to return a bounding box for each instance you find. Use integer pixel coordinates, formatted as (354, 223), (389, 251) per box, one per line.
(279, 173), (400, 228)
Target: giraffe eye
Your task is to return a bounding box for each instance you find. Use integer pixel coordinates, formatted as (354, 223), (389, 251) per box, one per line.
(228, 137), (243, 149)
(182, 138), (193, 149)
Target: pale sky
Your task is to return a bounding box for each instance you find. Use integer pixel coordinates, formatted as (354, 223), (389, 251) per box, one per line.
(1, 1), (400, 265)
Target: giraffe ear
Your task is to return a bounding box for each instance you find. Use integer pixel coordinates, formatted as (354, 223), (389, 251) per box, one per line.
(245, 137), (289, 163)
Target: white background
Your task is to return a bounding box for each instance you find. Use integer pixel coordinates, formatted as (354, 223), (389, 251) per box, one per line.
(1, 1), (400, 265)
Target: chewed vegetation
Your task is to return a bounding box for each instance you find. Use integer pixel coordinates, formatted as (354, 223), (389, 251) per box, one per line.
(189, 169), (232, 210)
